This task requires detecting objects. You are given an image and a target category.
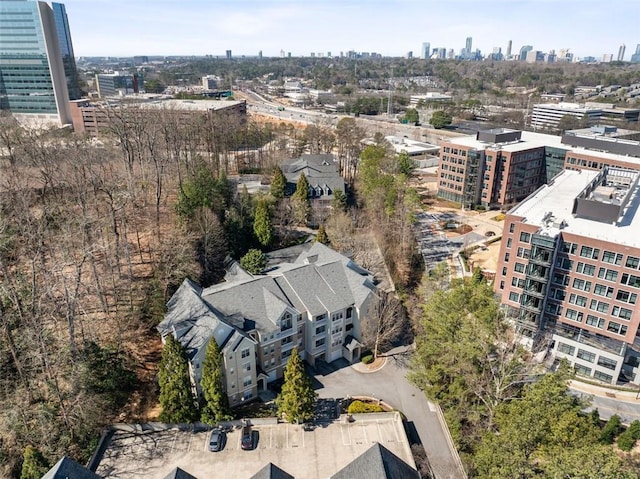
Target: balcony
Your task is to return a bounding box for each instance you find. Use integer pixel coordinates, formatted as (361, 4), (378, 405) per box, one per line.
(526, 266), (549, 281)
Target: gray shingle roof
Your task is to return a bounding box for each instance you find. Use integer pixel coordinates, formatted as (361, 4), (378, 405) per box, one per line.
(281, 154), (345, 196)
(330, 443), (420, 479)
(42, 457), (102, 479)
(249, 463), (295, 479)
(162, 467), (198, 479)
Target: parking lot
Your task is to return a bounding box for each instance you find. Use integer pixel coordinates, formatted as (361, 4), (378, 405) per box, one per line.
(95, 412), (415, 479)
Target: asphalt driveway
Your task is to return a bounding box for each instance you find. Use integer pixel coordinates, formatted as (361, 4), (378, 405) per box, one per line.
(312, 348), (466, 479)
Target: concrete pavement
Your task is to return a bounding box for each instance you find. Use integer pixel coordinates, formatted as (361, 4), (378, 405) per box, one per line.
(313, 348), (467, 479)
(569, 379), (640, 424)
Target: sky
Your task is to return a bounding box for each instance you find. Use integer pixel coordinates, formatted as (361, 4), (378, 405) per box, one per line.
(62, 0), (640, 59)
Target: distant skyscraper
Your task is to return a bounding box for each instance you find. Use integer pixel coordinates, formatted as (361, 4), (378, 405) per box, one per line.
(258, 50), (263, 59)
(280, 49), (285, 58)
(0, 0), (80, 126)
(465, 37), (473, 53)
(617, 44), (626, 62)
(507, 40), (512, 58)
(519, 45), (533, 61)
(406, 51), (413, 59)
(226, 50), (232, 59)
(632, 44), (640, 63)
(421, 42), (430, 59)
(601, 53), (613, 63)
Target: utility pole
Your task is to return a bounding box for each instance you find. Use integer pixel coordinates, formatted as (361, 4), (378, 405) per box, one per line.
(387, 69), (393, 117)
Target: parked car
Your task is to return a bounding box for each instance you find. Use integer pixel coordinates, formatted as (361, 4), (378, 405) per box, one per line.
(485, 231), (496, 237)
(209, 428), (225, 452)
(241, 424), (254, 450)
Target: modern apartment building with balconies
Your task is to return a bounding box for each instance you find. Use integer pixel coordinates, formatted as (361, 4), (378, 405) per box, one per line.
(495, 167), (640, 385)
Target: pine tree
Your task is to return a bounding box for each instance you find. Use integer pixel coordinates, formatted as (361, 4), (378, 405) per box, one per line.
(200, 338), (232, 424)
(158, 335), (198, 423)
(271, 166), (286, 200)
(20, 446), (49, 479)
(471, 267), (484, 284)
(292, 173), (311, 225)
(315, 224), (329, 245)
(276, 347), (316, 423)
(240, 248), (267, 274)
(253, 199), (273, 247)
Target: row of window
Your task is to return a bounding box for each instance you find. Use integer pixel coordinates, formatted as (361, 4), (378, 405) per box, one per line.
(556, 342), (618, 374)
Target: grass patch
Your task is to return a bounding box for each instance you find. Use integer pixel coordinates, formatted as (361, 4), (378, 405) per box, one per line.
(491, 213), (506, 222)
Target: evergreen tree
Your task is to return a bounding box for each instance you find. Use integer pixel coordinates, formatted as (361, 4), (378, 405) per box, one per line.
(20, 446), (49, 479)
(158, 335), (197, 423)
(253, 200), (273, 247)
(240, 248), (267, 274)
(471, 267), (484, 284)
(200, 338), (232, 424)
(292, 173), (311, 225)
(331, 190), (348, 212)
(276, 348), (316, 423)
(271, 166), (287, 200)
(315, 224), (329, 245)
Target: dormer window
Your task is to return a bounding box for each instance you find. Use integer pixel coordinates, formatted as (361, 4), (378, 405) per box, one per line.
(281, 313), (293, 332)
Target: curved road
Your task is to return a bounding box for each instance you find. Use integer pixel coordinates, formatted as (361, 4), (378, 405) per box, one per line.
(313, 348), (466, 479)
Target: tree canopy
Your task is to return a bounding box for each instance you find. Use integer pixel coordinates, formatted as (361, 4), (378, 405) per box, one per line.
(20, 446), (49, 479)
(200, 338), (232, 424)
(158, 335), (198, 423)
(271, 166), (287, 200)
(240, 248), (267, 274)
(276, 348), (316, 423)
(429, 110), (453, 129)
(253, 199), (273, 247)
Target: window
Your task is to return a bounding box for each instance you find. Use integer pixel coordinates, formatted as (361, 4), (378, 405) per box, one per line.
(607, 321), (628, 336)
(499, 280), (505, 289)
(574, 364), (592, 377)
(597, 268), (618, 282)
(280, 313), (293, 331)
(576, 262), (595, 276)
(315, 338), (326, 348)
(243, 391), (253, 401)
(315, 325), (326, 335)
(243, 376), (252, 387)
(516, 247), (530, 258)
(562, 242), (577, 255)
(509, 292), (520, 303)
(282, 349), (293, 359)
(569, 294), (587, 307)
(315, 313), (327, 322)
(577, 349), (595, 363)
(555, 258), (572, 270)
(504, 253), (510, 261)
(520, 232), (531, 243)
(507, 238), (512, 248)
(589, 300), (609, 314)
(572, 278), (591, 292)
(346, 307), (353, 319)
(241, 348), (250, 359)
(243, 362), (251, 372)
(509, 223), (515, 233)
(594, 284), (614, 298)
(565, 309), (583, 322)
(612, 306), (633, 320)
(514, 263), (525, 273)
(621, 273), (640, 288)
(597, 357), (618, 371)
(331, 312), (344, 322)
(593, 371), (613, 383)
(616, 290), (637, 304)
(502, 267), (507, 276)
(282, 336), (293, 345)
(557, 342), (575, 355)
(602, 251), (623, 265)
(625, 256), (640, 269)
(580, 246), (600, 260)
(586, 315), (605, 329)
(512, 277), (525, 288)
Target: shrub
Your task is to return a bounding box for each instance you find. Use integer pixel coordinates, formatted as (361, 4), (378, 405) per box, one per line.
(617, 430), (637, 451)
(628, 420), (640, 440)
(600, 414), (623, 444)
(361, 354), (374, 364)
(347, 400), (384, 414)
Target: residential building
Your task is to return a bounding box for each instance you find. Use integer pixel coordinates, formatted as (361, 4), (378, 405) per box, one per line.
(506, 40), (512, 58)
(226, 50), (232, 60)
(531, 102), (602, 131)
(437, 129), (568, 209)
(437, 126), (640, 209)
(0, 0), (80, 126)
(95, 72), (143, 98)
(618, 44), (626, 62)
(495, 167), (640, 385)
(157, 243), (376, 406)
(281, 154), (345, 203)
(202, 75), (220, 90)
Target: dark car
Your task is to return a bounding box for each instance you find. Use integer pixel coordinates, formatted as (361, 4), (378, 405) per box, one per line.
(209, 428), (225, 452)
(241, 424), (253, 450)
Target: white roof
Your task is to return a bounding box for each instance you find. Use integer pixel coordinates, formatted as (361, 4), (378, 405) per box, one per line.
(510, 169), (640, 248)
(446, 130), (566, 152)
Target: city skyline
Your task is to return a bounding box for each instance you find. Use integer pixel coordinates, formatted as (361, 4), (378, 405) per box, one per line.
(59, 0), (640, 59)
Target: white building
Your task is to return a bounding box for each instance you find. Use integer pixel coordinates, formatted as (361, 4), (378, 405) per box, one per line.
(531, 102), (603, 131)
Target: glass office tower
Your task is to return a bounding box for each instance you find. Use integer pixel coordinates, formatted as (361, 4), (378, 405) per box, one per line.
(0, 1), (79, 125)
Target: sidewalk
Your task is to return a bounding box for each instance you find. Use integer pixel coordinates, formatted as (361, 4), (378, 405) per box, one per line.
(570, 379), (640, 403)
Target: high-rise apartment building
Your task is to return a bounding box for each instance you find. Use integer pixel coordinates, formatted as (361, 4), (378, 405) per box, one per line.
(465, 36), (472, 53)
(225, 49), (232, 59)
(0, 0), (80, 126)
(506, 40), (512, 58)
(495, 167), (640, 384)
(630, 44), (640, 63)
(95, 72), (143, 98)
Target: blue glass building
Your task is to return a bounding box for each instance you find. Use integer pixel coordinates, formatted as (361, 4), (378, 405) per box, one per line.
(0, 1), (80, 125)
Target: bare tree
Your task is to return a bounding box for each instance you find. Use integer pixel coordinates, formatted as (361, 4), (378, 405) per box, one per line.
(361, 291), (410, 358)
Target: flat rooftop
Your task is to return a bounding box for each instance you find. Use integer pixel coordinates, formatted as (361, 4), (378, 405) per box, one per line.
(446, 130), (566, 152)
(509, 168), (640, 247)
(94, 413), (415, 479)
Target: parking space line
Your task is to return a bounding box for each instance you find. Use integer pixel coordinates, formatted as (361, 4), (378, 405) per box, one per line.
(361, 424), (368, 444)
(270, 426), (273, 448)
(340, 424), (350, 446)
(286, 423), (289, 448)
(375, 420), (383, 443)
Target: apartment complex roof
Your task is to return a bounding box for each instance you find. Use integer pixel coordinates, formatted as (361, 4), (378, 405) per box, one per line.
(509, 168), (640, 247)
(330, 443), (420, 479)
(42, 457), (102, 479)
(281, 154), (345, 195)
(445, 130), (566, 152)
